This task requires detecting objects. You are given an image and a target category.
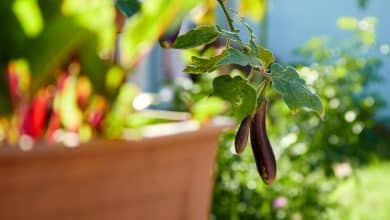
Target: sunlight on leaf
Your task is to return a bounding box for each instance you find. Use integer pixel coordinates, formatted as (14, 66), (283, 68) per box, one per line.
(13, 0), (43, 37)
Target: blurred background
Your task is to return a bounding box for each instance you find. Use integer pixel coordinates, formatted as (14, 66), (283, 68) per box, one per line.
(0, 0), (389, 219)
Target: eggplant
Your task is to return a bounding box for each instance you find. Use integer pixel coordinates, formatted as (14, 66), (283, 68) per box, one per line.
(234, 115), (252, 154)
(250, 101), (276, 185)
(158, 23), (181, 49)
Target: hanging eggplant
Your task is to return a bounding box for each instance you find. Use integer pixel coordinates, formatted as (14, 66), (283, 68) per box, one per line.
(234, 115), (252, 154)
(250, 100), (276, 185)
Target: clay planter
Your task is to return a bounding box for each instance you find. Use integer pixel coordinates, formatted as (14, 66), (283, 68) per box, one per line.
(0, 122), (228, 220)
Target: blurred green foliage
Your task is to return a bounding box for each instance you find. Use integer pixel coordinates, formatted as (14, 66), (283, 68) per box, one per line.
(0, 0), (205, 145)
(335, 162), (390, 220)
(120, 0), (202, 68)
(0, 0), (113, 116)
(159, 73), (227, 122)
(211, 17), (390, 219)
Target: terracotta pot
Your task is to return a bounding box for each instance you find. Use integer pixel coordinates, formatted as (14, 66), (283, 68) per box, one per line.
(0, 122), (228, 220)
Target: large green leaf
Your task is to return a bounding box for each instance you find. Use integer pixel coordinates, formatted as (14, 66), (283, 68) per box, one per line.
(231, 9), (258, 52)
(184, 47), (262, 74)
(212, 75), (256, 121)
(215, 25), (243, 46)
(217, 47), (262, 67)
(173, 25), (218, 49)
(184, 55), (224, 74)
(270, 63), (323, 116)
(184, 48), (233, 74)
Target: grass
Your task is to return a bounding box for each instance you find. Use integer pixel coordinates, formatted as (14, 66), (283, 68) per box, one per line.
(333, 162), (390, 220)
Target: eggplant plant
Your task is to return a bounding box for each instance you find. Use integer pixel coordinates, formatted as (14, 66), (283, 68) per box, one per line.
(154, 0), (323, 184)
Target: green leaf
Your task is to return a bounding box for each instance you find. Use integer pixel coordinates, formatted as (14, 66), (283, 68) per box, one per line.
(230, 9), (258, 52)
(270, 63), (323, 116)
(184, 57), (217, 74)
(258, 47), (275, 68)
(184, 53), (227, 74)
(184, 47), (262, 74)
(212, 75), (256, 121)
(215, 25), (243, 46)
(115, 0), (141, 18)
(217, 47), (262, 67)
(173, 25), (219, 49)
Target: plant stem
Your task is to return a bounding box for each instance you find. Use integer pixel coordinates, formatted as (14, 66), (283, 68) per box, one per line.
(256, 78), (271, 104)
(217, 0), (235, 32)
(247, 67), (255, 81)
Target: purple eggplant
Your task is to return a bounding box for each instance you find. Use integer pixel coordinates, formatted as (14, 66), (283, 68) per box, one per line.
(234, 115), (252, 154)
(159, 23), (181, 49)
(250, 101), (276, 185)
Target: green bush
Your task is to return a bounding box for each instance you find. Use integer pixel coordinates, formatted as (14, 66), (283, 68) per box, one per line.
(211, 17), (390, 220)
